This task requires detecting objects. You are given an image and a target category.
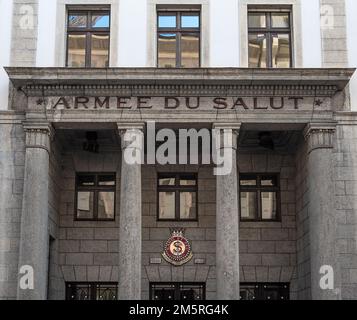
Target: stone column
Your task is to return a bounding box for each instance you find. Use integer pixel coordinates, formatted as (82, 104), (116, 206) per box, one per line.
(304, 123), (341, 300)
(118, 123), (144, 300)
(213, 123), (241, 300)
(17, 122), (53, 300)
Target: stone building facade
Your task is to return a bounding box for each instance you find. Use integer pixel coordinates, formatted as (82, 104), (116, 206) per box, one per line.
(0, 0), (357, 301)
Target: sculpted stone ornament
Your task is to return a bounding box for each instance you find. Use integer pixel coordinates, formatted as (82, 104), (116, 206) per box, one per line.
(162, 229), (193, 266)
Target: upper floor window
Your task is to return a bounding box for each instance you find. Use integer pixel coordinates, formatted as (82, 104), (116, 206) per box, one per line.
(75, 173), (116, 221)
(240, 173), (280, 221)
(157, 9), (200, 68)
(158, 173), (198, 221)
(248, 9), (292, 68)
(66, 7), (110, 68)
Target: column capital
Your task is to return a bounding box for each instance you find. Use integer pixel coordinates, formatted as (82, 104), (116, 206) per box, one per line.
(117, 122), (145, 137)
(23, 121), (54, 153)
(213, 122), (241, 150)
(117, 122), (145, 151)
(303, 122), (336, 153)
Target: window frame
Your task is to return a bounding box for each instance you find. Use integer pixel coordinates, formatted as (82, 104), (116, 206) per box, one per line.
(239, 173), (281, 222)
(157, 173), (198, 222)
(150, 282), (206, 301)
(248, 9), (293, 68)
(240, 283), (290, 300)
(157, 9), (201, 68)
(66, 282), (118, 300)
(66, 7), (111, 68)
(75, 172), (116, 222)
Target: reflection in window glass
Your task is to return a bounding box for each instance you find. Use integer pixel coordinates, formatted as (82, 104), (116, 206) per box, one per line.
(78, 175), (95, 186)
(98, 175), (116, 186)
(272, 33), (290, 68)
(158, 15), (177, 28)
(159, 178), (176, 186)
(261, 192), (277, 220)
(181, 15), (200, 28)
(67, 34), (86, 67)
(92, 14), (110, 28)
(261, 177), (277, 187)
(158, 33), (177, 68)
(240, 192), (257, 220)
(240, 179), (257, 186)
(68, 14), (87, 28)
(181, 33), (200, 68)
(248, 34), (267, 68)
(180, 179), (197, 186)
(77, 191), (94, 219)
(248, 13), (266, 28)
(98, 192), (115, 219)
(91, 34), (109, 67)
(180, 192), (196, 219)
(271, 13), (290, 28)
(159, 192), (176, 219)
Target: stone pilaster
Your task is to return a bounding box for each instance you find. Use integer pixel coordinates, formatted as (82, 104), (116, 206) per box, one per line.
(304, 123), (341, 300)
(17, 122), (53, 300)
(117, 123), (145, 300)
(213, 123), (241, 300)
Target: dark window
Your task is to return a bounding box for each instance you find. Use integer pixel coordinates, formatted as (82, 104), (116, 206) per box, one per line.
(150, 283), (205, 301)
(240, 283), (289, 300)
(66, 283), (118, 300)
(66, 6), (110, 67)
(158, 173), (198, 221)
(239, 174), (280, 221)
(248, 9), (292, 68)
(75, 173), (116, 221)
(157, 10), (200, 68)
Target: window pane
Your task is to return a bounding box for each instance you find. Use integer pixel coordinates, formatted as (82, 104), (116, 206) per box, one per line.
(272, 33), (291, 68)
(240, 179), (257, 186)
(91, 34), (109, 68)
(240, 192), (257, 220)
(180, 192), (196, 219)
(180, 178), (196, 186)
(159, 192), (175, 219)
(92, 14), (110, 28)
(98, 175), (116, 186)
(77, 175), (95, 186)
(158, 33), (177, 68)
(248, 13), (266, 28)
(248, 33), (267, 68)
(261, 192), (277, 220)
(67, 284), (91, 300)
(67, 34), (86, 67)
(159, 177), (176, 186)
(158, 15), (177, 28)
(96, 285), (117, 300)
(181, 15), (200, 28)
(261, 176), (277, 186)
(271, 13), (290, 28)
(77, 191), (94, 219)
(98, 192), (115, 219)
(181, 33), (199, 68)
(68, 14), (87, 28)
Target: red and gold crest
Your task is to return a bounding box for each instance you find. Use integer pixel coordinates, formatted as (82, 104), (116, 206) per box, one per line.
(162, 229), (193, 266)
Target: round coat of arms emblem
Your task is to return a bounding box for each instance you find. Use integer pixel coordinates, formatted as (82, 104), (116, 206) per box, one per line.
(162, 229), (193, 266)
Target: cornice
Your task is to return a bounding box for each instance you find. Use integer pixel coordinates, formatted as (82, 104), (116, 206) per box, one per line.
(5, 67), (355, 98)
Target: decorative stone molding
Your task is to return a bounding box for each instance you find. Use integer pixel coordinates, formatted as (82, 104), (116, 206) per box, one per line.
(21, 84), (339, 98)
(304, 123), (336, 153)
(23, 122), (54, 153)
